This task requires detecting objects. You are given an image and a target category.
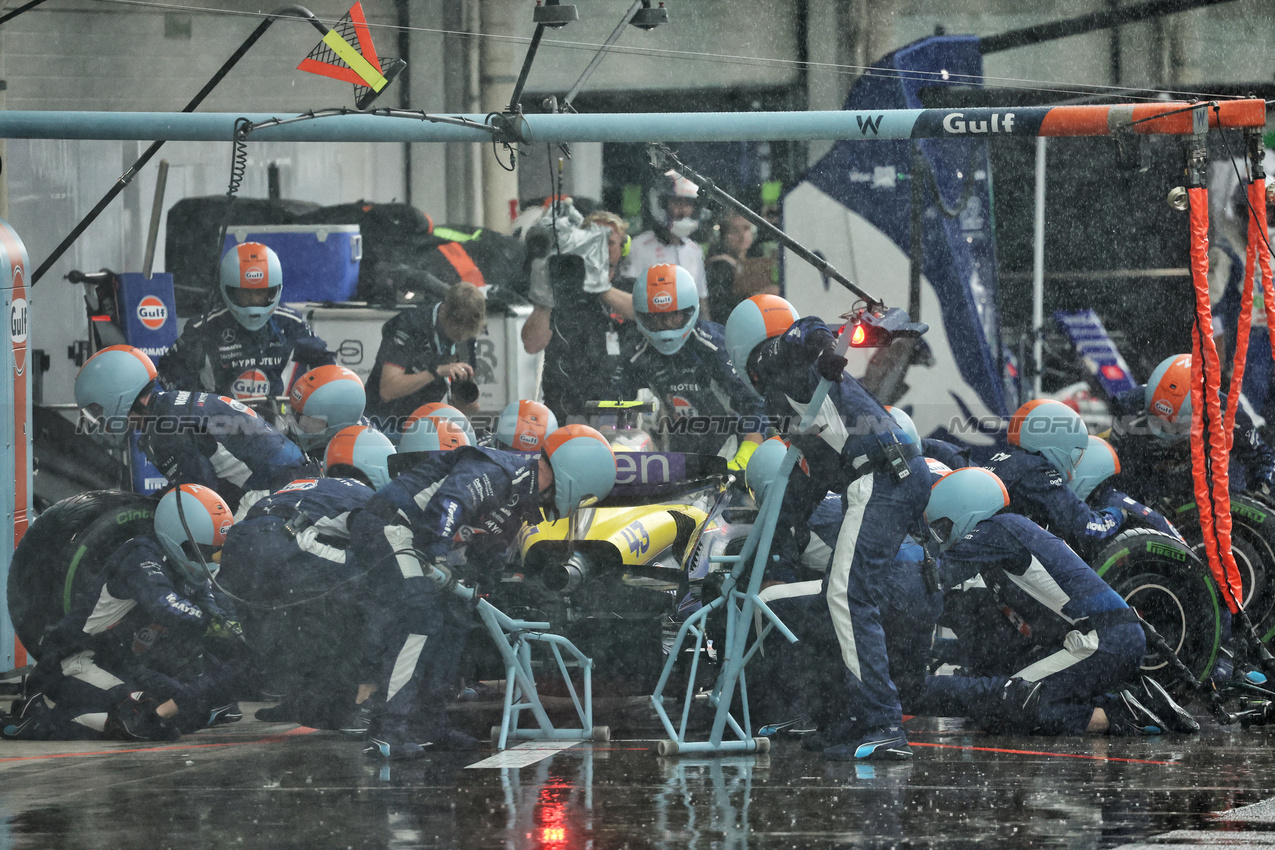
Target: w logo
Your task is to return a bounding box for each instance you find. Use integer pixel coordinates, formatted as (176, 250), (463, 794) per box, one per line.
(856, 114), (884, 136)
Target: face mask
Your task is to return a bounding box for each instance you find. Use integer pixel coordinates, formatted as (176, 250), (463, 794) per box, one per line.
(669, 217), (698, 239)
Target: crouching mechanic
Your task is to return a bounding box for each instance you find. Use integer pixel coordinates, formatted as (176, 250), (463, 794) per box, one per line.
(4, 486), (245, 741)
(219, 443), (392, 730)
(348, 425), (617, 759)
(612, 263), (764, 469)
(724, 294), (930, 761)
(983, 400), (1127, 559)
(158, 242), (333, 406)
(921, 468), (1197, 736)
(75, 345), (313, 512)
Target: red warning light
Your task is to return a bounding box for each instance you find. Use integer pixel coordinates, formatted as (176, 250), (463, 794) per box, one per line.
(850, 324), (867, 346)
(542, 827), (566, 843)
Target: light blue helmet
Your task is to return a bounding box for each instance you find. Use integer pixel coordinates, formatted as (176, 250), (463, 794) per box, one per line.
(495, 399), (558, 452)
(1069, 435), (1121, 501)
(404, 402), (477, 447)
(886, 406), (920, 446)
(1145, 353), (1192, 443)
(745, 437), (795, 503)
(399, 412), (471, 453)
(925, 467), (1010, 551)
(74, 344), (158, 422)
(154, 484), (234, 584)
(325, 425), (396, 490)
(543, 424), (617, 518)
(634, 263), (699, 355)
(288, 365), (366, 452)
(1008, 399), (1089, 481)
(220, 242), (283, 331)
(723, 294), (800, 379)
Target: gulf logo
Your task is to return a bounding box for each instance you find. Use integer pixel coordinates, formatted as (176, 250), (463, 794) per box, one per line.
(230, 371), (269, 400)
(137, 296), (168, 330)
(242, 266), (266, 287)
(652, 292), (673, 308)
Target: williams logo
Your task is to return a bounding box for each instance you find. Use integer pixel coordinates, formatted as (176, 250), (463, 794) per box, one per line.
(137, 296), (168, 330)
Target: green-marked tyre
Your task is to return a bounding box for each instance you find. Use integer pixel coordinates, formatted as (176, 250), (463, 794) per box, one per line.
(1174, 494), (1274, 626)
(7, 490), (157, 653)
(1092, 528), (1222, 689)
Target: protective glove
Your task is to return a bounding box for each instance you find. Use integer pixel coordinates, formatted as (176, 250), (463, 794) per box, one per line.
(815, 348), (848, 381)
(206, 616), (245, 642)
(1251, 472), (1275, 503)
(727, 439), (760, 472)
(1102, 489), (1182, 540)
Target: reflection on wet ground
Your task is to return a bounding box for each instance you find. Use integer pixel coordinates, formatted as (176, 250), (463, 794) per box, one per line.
(2, 709), (1275, 848)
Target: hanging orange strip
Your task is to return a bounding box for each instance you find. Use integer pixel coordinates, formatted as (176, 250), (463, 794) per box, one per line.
(1188, 185), (1243, 613)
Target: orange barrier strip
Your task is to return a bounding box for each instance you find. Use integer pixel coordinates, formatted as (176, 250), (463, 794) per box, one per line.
(1189, 185), (1243, 612)
(0, 726), (317, 763)
(908, 741), (1176, 766)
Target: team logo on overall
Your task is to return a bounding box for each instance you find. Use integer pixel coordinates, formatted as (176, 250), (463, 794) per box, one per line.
(231, 369), (270, 400)
(670, 396), (697, 419)
(218, 395), (258, 417)
(137, 296), (168, 330)
(279, 479), (318, 492)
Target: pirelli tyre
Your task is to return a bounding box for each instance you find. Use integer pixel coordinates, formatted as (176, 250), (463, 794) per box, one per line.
(1092, 528), (1223, 687)
(1172, 494), (1274, 627)
(8, 490), (158, 652)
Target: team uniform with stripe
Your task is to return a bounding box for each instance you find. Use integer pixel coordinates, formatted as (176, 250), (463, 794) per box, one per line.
(748, 315), (930, 735)
(26, 537), (241, 738)
(983, 447), (1125, 558)
(924, 513), (1145, 735)
(612, 321), (765, 456)
(348, 447), (541, 741)
(218, 476), (375, 728)
(157, 306), (332, 400)
(138, 389), (312, 511)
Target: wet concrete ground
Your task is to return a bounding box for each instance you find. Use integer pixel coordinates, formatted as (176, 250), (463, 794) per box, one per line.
(1, 704), (1274, 849)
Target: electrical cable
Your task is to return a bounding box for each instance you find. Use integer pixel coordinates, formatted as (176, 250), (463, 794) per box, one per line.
(81, 0), (1267, 106)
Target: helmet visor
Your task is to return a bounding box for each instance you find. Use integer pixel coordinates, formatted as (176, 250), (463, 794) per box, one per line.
(637, 307), (695, 334)
(929, 517), (954, 547)
(224, 286), (280, 308)
(180, 539), (222, 565)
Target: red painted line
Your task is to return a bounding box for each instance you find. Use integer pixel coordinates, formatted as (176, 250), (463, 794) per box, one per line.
(0, 727), (318, 762)
(908, 740), (1175, 765)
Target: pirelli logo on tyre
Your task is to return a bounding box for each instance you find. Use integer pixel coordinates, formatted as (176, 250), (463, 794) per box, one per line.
(1146, 541), (1187, 561)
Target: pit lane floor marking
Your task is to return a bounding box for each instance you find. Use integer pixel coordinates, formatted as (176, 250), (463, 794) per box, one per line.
(465, 740), (581, 769)
(0, 726), (317, 763)
(907, 740), (1177, 765)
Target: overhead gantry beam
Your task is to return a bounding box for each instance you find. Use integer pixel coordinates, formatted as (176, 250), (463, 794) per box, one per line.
(0, 100), (1263, 144)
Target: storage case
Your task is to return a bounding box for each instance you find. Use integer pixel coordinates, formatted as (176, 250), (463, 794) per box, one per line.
(223, 224), (362, 303)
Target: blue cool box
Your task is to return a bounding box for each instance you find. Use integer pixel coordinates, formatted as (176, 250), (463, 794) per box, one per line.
(223, 224), (362, 303)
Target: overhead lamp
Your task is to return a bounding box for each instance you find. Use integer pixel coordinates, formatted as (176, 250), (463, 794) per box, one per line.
(533, 0), (578, 28)
(631, 0), (669, 29)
